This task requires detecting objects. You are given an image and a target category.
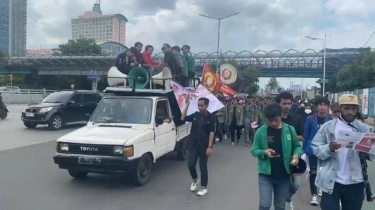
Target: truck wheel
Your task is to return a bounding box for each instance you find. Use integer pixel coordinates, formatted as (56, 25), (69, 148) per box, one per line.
(131, 154), (152, 186)
(48, 115), (63, 130)
(24, 122), (37, 129)
(177, 138), (188, 161)
(68, 170), (88, 179)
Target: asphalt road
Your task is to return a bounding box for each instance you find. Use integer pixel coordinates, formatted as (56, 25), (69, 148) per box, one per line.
(0, 104), (374, 210)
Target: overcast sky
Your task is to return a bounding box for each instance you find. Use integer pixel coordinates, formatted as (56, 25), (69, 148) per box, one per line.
(26, 0), (375, 89)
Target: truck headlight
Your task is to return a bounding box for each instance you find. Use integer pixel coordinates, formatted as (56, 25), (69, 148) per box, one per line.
(113, 146), (124, 154)
(124, 146), (134, 158)
(59, 143), (69, 152)
(39, 107), (53, 113)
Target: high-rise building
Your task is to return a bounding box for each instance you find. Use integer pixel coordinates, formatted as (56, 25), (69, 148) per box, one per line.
(71, 1), (128, 46)
(0, 0), (27, 56)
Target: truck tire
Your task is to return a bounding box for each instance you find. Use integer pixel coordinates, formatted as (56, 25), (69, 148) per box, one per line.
(131, 154), (152, 186)
(177, 137), (188, 161)
(68, 170), (88, 179)
(48, 114), (63, 130)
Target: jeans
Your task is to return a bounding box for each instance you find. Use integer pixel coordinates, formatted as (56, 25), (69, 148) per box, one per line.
(308, 155), (318, 195)
(286, 175), (300, 202)
(215, 122), (225, 142)
(187, 147), (209, 187)
(230, 124), (241, 143)
(259, 174), (290, 210)
(320, 182), (365, 210)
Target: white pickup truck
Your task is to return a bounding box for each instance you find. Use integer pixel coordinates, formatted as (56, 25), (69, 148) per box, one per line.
(53, 87), (191, 186)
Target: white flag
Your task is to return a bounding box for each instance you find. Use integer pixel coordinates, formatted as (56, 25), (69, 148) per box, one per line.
(171, 81), (224, 116)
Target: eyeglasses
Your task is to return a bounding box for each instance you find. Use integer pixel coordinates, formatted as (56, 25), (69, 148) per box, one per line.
(161, 47), (166, 50)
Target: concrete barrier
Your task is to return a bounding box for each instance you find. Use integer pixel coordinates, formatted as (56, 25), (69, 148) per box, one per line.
(2, 93), (47, 104)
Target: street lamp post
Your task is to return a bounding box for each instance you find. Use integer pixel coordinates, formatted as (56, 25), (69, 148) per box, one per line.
(199, 12), (241, 72)
(305, 34), (331, 96)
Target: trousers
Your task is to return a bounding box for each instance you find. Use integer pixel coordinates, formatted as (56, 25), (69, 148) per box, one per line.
(187, 147), (209, 187)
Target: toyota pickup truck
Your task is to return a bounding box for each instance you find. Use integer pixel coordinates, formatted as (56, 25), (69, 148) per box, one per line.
(53, 87), (191, 186)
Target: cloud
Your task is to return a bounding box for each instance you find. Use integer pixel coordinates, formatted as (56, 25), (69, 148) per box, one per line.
(27, 0), (375, 53)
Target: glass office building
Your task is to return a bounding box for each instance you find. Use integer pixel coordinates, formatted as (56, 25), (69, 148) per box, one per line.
(0, 0), (27, 56)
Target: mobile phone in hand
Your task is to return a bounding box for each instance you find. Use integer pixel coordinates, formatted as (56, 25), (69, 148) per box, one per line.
(271, 153), (280, 157)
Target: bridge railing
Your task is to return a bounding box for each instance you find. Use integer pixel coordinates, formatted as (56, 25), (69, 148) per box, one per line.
(4, 89), (57, 95)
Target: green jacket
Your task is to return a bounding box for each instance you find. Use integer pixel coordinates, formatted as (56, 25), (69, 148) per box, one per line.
(251, 123), (302, 175)
(216, 107), (226, 123)
(183, 52), (196, 75)
(178, 54), (188, 77)
(225, 105), (244, 126)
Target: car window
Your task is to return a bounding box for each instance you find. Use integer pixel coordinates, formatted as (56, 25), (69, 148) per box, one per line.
(156, 100), (170, 119)
(70, 94), (82, 103)
(82, 94), (97, 103)
(42, 92), (72, 103)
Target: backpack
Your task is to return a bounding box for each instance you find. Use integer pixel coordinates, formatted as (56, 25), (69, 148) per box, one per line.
(309, 114), (333, 127)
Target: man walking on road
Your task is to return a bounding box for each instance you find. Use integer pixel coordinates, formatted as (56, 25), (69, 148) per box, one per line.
(275, 92), (304, 210)
(181, 96), (215, 196)
(251, 103), (302, 210)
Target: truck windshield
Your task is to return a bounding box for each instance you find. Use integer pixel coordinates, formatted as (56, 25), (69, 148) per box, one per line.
(91, 98), (153, 124)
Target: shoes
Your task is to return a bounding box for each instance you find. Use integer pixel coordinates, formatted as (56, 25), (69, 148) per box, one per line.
(197, 188), (208, 196)
(285, 201), (294, 210)
(231, 142), (235, 147)
(310, 194), (319, 206)
(190, 179), (200, 191)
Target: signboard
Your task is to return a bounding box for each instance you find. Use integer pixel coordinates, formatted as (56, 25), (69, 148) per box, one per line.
(87, 75), (98, 80)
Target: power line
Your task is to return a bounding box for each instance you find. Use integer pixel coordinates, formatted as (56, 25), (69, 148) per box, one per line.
(362, 30), (375, 48)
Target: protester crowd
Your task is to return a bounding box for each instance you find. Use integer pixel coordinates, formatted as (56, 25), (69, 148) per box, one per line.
(113, 42), (374, 210)
(114, 42), (196, 87)
(185, 91), (373, 210)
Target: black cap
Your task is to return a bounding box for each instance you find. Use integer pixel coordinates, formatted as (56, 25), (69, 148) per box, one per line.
(291, 157), (307, 174)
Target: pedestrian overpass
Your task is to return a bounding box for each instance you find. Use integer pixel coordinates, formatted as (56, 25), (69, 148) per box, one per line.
(0, 48), (369, 78)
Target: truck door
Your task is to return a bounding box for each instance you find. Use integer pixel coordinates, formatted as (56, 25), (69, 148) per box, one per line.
(154, 99), (176, 158)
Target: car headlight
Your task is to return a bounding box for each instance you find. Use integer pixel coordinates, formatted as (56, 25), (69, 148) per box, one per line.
(113, 146), (124, 154)
(39, 107), (53, 113)
(59, 143), (69, 152)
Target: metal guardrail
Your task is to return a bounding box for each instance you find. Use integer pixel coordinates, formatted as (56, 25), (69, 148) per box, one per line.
(1, 89), (56, 95)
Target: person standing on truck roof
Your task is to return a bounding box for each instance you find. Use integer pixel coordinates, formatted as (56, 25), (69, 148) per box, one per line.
(181, 96), (215, 196)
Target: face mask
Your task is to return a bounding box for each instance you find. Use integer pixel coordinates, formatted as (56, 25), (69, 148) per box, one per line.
(300, 104), (305, 108)
(305, 109), (312, 114)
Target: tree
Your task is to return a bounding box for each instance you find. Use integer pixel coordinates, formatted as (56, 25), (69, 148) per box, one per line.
(266, 77), (279, 89)
(240, 66), (260, 95)
(58, 38), (102, 55)
(334, 51), (375, 91)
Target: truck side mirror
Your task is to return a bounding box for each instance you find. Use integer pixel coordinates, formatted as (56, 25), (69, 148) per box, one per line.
(155, 116), (164, 125)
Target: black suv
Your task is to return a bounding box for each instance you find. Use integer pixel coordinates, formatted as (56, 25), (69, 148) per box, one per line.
(21, 90), (102, 130)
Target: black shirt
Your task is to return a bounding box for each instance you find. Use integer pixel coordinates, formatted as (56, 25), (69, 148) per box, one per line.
(281, 113), (303, 136)
(267, 126), (289, 178)
(115, 52), (133, 74)
(184, 112), (216, 149)
(317, 116), (325, 128)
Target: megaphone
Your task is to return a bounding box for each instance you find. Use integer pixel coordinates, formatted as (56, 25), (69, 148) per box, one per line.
(107, 66), (127, 87)
(128, 67), (150, 89)
(151, 67), (172, 89)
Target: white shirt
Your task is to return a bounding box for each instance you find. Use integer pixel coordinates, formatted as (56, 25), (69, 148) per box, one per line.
(334, 119), (363, 184)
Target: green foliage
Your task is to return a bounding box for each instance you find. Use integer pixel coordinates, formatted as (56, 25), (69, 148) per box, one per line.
(266, 77), (279, 89)
(0, 75), (25, 86)
(58, 38), (102, 55)
(334, 51), (375, 91)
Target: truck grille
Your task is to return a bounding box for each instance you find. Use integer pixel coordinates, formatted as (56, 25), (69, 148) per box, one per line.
(67, 143), (115, 156)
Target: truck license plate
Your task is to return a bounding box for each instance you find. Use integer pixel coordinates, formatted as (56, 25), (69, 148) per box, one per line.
(78, 157), (101, 165)
(26, 112), (34, 117)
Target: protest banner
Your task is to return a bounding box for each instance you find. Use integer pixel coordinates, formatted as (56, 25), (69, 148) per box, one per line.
(171, 81), (224, 116)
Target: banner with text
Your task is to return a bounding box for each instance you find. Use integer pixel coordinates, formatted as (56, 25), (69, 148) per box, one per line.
(171, 81), (224, 116)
